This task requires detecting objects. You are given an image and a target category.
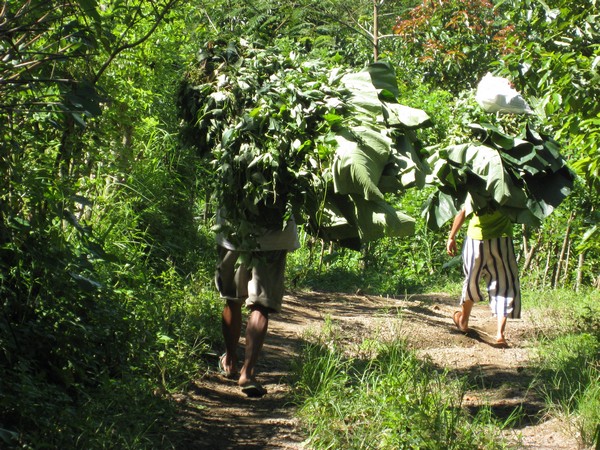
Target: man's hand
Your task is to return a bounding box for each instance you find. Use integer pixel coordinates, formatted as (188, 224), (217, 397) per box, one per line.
(446, 236), (458, 256)
(447, 210), (465, 257)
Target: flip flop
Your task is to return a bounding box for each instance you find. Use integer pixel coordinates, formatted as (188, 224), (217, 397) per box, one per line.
(240, 381), (267, 398)
(218, 353), (238, 379)
(492, 337), (509, 349)
(453, 311), (469, 333)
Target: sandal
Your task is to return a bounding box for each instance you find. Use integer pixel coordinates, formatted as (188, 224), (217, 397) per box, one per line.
(218, 353), (238, 379)
(493, 337), (509, 349)
(240, 381), (267, 398)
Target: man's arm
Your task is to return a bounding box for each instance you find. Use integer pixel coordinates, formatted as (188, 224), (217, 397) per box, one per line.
(446, 209), (466, 256)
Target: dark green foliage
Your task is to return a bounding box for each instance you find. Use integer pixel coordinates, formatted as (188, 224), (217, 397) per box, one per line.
(0, 0), (103, 124)
(0, 0), (218, 447)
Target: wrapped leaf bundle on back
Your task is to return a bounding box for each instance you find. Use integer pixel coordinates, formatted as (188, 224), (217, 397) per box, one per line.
(178, 40), (431, 250)
(423, 122), (575, 230)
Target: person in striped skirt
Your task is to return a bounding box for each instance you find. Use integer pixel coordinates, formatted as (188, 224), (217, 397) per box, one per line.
(446, 208), (521, 347)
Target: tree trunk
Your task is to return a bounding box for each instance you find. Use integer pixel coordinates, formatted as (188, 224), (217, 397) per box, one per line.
(542, 244), (553, 288)
(318, 239), (326, 274)
(361, 242), (370, 272)
(522, 229), (541, 273)
(553, 212), (574, 288)
(520, 224), (528, 263)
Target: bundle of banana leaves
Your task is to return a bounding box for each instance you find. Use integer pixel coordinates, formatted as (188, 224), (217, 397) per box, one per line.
(423, 122), (575, 230)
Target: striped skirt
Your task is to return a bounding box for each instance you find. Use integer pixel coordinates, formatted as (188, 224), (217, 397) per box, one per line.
(461, 236), (521, 319)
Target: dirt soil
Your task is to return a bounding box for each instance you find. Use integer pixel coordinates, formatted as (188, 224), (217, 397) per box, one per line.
(173, 290), (585, 449)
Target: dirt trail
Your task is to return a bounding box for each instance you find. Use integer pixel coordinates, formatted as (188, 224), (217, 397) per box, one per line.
(174, 291), (582, 449)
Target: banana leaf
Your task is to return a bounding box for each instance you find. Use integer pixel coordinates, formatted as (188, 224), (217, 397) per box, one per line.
(383, 103), (432, 129)
(423, 191), (459, 231)
(349, 195), (415, 241)
(365, 61), (400, 99)
(319, 193), (415, 249)
(331, 125), (391, 201)
(340, 71), (384, 117)
(323, 63), (430, 247)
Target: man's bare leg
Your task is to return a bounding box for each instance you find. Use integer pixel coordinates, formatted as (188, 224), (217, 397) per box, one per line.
(221, 300), (242, 376)
(454, 299), (473, 332)
(239, 305), (269, 395)
(496, 315), (507, 344)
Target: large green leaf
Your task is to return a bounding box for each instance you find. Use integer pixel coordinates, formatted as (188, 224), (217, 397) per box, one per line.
(423, 192), (459, 231)
(383, 103), (432, 129)
(340, 71), (383, 116)
(378, 134), (426, 192)
(498, 140), (537, 169)
(331, 125), (391, 201)
(365, 62), (400, 99)
(350, 196), (415, 241)
(525, 167), (575, 216)
(469, 123), (514, 150)
(320, 193), (415, 245)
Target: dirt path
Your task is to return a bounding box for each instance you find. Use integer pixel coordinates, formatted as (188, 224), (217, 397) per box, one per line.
(174, 291), (582, 449)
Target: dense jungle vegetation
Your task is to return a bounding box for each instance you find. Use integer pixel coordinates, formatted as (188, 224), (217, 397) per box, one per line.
(1, 0), (598, 448)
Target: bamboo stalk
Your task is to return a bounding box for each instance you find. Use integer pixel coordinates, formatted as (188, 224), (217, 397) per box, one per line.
(561, 241), (571, 287)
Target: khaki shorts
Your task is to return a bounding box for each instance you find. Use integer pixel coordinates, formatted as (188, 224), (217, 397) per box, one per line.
(215, 245), (288, 313)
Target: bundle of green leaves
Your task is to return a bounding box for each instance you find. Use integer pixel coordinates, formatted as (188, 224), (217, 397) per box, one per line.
(423, 122), (575, 230)
(178, 40), (431, 250)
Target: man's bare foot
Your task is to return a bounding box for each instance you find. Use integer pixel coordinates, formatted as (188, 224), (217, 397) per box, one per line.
(453, 311), (469, 333)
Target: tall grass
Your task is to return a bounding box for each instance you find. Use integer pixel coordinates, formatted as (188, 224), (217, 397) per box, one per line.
(524, 288), (600, 448)
(291, 325), (510, 449)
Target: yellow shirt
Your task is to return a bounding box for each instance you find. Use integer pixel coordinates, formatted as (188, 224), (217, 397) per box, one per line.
(467, 210), (513, 240)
